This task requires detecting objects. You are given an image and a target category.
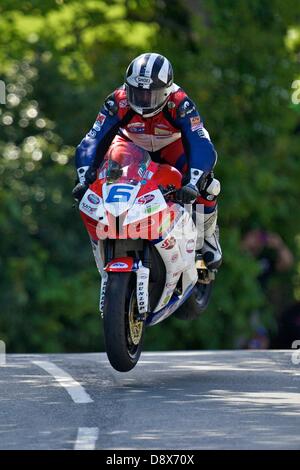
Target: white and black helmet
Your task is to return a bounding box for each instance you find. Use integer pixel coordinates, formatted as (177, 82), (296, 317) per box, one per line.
(125, 53), (173, 117)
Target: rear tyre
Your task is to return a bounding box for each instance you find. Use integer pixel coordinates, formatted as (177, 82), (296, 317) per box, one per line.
(103, 272), (145, 372)
(174, 282), (213, 321)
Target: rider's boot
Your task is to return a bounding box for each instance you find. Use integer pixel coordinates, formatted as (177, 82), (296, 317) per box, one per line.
(195, 206), (222, 272)
(201, 208), (222, 270)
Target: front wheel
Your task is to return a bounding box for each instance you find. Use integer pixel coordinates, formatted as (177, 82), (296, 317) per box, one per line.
(103, 272), (145, 372)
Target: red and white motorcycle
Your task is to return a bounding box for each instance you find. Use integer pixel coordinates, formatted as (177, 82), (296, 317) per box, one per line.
(78, 140), (214, 372)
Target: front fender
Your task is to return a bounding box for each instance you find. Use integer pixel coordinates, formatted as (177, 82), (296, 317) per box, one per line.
(104, 257), (135, 272)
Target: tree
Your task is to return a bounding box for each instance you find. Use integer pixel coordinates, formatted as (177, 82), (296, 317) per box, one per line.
(0, 0), (299, 351)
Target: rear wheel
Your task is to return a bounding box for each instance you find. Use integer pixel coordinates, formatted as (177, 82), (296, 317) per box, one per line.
(174, 282), (213, 321)
(103, 272), (145, 372)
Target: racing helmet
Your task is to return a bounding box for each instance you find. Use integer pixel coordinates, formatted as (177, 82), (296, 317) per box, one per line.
(125, 53), (173, 117)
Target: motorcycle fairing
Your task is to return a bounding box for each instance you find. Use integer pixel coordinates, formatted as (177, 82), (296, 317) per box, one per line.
(102, 182), (141, 217)
(79, 189), (108, 224)
(123, 189), (167, 225)
(148, 209), (198, 323)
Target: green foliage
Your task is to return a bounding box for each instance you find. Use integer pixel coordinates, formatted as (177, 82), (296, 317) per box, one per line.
(0, 0), (299, 352)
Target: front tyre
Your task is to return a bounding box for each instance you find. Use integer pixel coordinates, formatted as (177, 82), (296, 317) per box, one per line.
(103, 272), (145, 372)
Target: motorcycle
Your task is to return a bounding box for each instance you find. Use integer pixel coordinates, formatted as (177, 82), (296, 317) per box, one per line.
(78, 140), (215, 372)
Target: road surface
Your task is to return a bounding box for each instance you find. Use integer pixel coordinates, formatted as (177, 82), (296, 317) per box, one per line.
(0, 351), (299, 449)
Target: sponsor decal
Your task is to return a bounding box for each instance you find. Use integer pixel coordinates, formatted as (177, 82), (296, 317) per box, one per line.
(145, 204), (161, 214)
(119, 99), (128, 108)
(184, 101), (195, 114)
(138, 194), (155, 205)
(137, 281), (146, 311)
(99, 277), (107, 313)
(168, 101), (176, 109)
(197, 128), (206, 138)
(110, 262), (128, 269)
(186, 106), (195, 115)
(161, 236), (176, 250)
(144, 170), (154, 180)
(139, 273), (149, 280)
(171, 253), (179, 263)
(106, 184), (135, 203)
(138, 162), (147, 178)
(180, 100), (196, 117)
(186, 239), (195, 253)
(127, 122), (145, 133)
(91, 115), (105, 130)
(162, 294), (172, 306)
(128, 122), (145, 128)
(166, 282), (177, 289)
(190, 116), (202, 132)
(87, 193), (101, 205)
(154, 127), (172, 136)
(135, 76), (153, 86)
(96, 113), (106, 124)
(98, 169), (107, 179)
(88, 129), (97, 139)
(82, 202), (97, 214)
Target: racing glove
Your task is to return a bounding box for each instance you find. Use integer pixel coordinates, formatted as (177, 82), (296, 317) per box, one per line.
(176, 183), (199, 204)
(72, 167), (97, 202)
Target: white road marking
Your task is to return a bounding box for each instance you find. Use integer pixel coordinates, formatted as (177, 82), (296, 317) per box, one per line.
(74, 427), (99, 450)
(32, 361), (93, 404)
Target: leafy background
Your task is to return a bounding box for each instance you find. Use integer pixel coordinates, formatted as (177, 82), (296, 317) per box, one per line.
(0, 0), (299, 352)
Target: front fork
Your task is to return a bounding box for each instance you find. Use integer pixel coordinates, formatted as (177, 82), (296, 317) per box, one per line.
(99, 240), (151, 320)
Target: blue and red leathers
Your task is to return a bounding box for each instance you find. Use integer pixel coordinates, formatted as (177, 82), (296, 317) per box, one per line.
(75, 84), (218, 212)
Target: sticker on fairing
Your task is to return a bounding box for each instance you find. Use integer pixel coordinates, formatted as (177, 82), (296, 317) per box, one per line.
(87, 193), (101, 205)
(123, 189), (167, 225)
(103, 183), (140, 217)
(161, 236), (176, 250)
(79, 189), (105, 222)
(109, 262), (129, 269)
(138, 194), (155, 205)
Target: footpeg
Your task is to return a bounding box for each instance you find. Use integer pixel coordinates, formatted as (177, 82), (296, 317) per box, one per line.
(196, 253), (216, 284)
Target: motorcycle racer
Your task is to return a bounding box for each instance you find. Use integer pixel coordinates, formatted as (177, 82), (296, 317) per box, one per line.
(73, 52), (222, 270)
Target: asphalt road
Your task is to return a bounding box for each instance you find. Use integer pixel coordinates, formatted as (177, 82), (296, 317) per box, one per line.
(0, 351), (299, 450)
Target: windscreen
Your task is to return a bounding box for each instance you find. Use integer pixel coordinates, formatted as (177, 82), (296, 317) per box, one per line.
(105, 141), (151, 185)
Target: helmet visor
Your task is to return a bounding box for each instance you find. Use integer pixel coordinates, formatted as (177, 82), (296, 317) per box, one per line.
(126, 84), (167, 111)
